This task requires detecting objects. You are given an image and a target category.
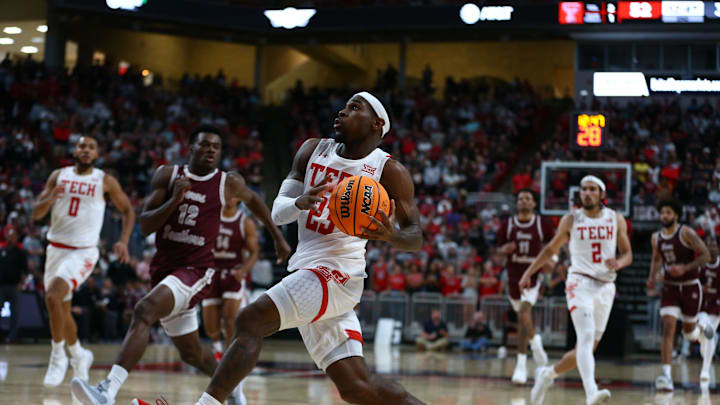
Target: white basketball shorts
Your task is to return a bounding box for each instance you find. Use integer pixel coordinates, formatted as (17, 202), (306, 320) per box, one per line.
(565, 272), (616, 341)
(266, 266), (365, 371)
(44, 244), (100, 301)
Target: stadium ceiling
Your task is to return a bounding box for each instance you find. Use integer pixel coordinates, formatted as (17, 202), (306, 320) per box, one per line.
(51, 1), (720, 45)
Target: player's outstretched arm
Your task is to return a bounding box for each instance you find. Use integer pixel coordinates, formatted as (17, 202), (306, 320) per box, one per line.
(233, 216), (260, 282)
(105, 174), (136, 263)
(607, 212), (632, 272)
(139, 165), (187, 237)
(647, 232), (662, 291)
(519, 214), (572, 289)
(680, 225), (711, 273)
(361, 159), (423, 252)
(226, 172), (291, 264)
(31, 169), (62, 221)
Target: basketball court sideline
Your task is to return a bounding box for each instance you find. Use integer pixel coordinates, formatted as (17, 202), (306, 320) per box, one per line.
(1, 341), (718, 404)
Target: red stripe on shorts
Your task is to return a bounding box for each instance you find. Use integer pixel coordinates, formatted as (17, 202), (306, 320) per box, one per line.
(307, 268), (329, 323)
(71, 279), (78, 292)
(345, 329), (364, 346)
(569, 305), (577, 314)
(50, 241), (79, 250)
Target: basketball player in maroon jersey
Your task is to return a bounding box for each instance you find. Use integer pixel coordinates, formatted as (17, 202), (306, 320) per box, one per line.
(497, 188), (553, 384)
(699, 237), (720, 382)
(646, 199), (711, 391)
(203, 197), (259, 360)
(71, 125), (291, 405)
(191, 92), (426, 405)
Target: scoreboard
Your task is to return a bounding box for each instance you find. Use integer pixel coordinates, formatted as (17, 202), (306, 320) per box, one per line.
(570, 112), (610, 150)
(559, 1), (720, 24)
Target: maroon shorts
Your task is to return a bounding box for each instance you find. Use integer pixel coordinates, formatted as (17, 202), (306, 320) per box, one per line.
(508, 272), (539, 300)
(150, 266), (216, 311)
(702, 292), (720, 315)
(660, 280), (702, 322)
(202, 269), (245, 305)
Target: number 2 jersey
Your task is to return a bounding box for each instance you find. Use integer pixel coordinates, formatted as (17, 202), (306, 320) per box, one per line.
(288, 138), (391, 278)
(568, 206), (618, 282)
(151, 165), (226, 271)
(47, 166), (106, 247)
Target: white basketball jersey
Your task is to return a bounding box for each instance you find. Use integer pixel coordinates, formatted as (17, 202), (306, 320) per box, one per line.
(47, 166), (106, 247)
(288, 138), (391, 278)
(568, 206), (618, 282)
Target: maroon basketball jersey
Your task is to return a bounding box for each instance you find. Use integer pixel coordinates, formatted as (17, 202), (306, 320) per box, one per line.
(213, 211), (247, 270)
(701, 258), (720, 314)
(151, 165), (226, 271)
(498, 215), (555, 282)
(657, 224), (698, 282)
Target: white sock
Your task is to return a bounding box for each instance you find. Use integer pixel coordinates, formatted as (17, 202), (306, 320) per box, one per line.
(67, 341), (83, 358)
(570, 307), (598, 396)
(662, 364), (672, 379)
(51, 340), (66, 355)
(684, 326), (701, 342)
(196, 392), (222, 405)
(213, 340), (223, 353)
(548, 366), (559, 379)
(106, 365), (128, 398)
(530, 334), (542, 351)
(517, 353), (527, 365)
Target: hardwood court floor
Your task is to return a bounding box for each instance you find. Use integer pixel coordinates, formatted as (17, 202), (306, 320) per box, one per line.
(1, 341), (719, 404)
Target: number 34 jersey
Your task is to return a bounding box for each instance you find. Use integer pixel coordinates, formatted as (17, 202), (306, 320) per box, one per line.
(151, 165), (226, 271)
(568, 206), (618, 282)
(47, 166), (106, 247)
(288, 138), (391, 278)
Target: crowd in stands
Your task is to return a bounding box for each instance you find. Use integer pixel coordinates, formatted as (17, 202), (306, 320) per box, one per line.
(3, 52), (720, 343)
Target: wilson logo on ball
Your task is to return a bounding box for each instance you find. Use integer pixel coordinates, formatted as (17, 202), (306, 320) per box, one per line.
(339, 179), (355, 219)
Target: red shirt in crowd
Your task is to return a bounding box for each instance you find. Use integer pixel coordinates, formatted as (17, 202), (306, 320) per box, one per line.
(389, 273), (406, 291)
(372, 263), (389, 292)
(441, 274), (463, 296)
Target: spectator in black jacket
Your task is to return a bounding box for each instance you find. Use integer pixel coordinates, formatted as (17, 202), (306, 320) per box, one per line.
(0, 227), (27, 342)
(460, 311), (492, 352)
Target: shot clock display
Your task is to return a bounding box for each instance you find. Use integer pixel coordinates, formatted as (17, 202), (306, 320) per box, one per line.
(571, 112), (609, 150)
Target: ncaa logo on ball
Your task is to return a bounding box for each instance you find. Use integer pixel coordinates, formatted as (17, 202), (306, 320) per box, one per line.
(361, 185), (374, 215)
(340, 179), (355, 219)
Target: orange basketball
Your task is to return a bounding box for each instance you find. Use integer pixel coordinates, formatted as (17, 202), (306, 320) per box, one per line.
(328, 175), (391, 237)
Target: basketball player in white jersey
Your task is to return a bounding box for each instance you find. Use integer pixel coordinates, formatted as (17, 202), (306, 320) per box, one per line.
(520, 176), (633, 405)
(190, 92), (426, 405)
(31, 136), (135, 387)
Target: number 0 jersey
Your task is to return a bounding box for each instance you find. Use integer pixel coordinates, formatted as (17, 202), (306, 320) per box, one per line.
(568, 206), (618, 282)
(288, 138), (391, 278)
(151, 165), (226, 271)
(47, 166), (106, 247)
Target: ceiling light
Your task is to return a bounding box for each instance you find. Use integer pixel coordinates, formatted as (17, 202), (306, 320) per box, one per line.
(31, 37), (44, 43)
(0, 38), (14, 45)
(3, 27), (22, 34)
(21, 46), (39, 54)
(37, 25), (48, 32)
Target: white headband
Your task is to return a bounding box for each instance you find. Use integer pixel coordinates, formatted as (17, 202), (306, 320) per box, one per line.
(353, 91), (390, 137)
(581, 175), (606, 192)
